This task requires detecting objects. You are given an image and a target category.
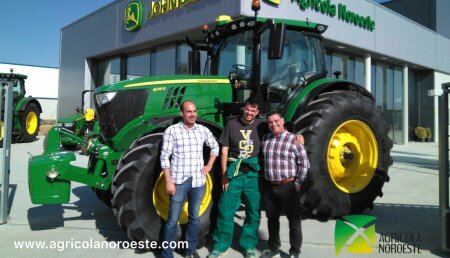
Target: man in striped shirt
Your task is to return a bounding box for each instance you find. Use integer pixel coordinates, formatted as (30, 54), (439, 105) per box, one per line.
(160, 100), (219, 258)
(261, 110), (310, 258)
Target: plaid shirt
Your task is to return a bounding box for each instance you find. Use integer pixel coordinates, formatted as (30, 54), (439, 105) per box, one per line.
(160, 121), (219, 187)
(262, 130), (310, 186)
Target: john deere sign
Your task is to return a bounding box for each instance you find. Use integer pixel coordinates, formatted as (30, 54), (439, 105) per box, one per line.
(149, 0), (198, 19)
(125, 0), (199, 31)
(285, 0), (375, 31)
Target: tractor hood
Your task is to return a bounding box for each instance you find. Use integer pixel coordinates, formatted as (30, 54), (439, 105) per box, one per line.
(94, 75), (230, 94)
(58, 113), (84, 124)
(93, 75), (232, 142)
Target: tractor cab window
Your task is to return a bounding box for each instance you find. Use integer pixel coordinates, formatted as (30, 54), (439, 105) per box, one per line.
(261, 29), (325, 106)
(214, 30), (253, 81)
(13, 80), (24, 99)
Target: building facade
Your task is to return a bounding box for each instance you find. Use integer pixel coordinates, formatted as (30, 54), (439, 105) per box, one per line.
(58, 0), (450, 144)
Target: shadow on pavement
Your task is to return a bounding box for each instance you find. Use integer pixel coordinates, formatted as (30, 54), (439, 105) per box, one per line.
(391, 150), (435, 157)
(0, 183), (17, 216)
(26, 185), (161, 256)
(392, 155), (438, 170)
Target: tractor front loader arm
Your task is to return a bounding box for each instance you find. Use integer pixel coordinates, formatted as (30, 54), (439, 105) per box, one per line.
(29, 126), (114, 204)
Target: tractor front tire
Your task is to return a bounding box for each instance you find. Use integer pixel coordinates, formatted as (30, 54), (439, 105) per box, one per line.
(295, 90), (392, 219)
(17, 103), (41, 142)
(111, 133), (213, 246)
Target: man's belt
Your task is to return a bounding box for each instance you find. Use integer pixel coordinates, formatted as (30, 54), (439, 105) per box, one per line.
(270, 177), (295, 186)
(227, 161), (252, 173)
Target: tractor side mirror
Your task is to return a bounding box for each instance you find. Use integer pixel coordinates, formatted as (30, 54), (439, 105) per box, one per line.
(268, 23), (286, 59)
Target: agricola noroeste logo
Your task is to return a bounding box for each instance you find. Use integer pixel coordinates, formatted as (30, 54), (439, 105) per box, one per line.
(335, 215), (377, 256)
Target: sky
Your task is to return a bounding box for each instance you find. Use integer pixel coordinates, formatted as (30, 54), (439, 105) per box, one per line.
(0, 0), (391, 68)
(0, 0), (114, 68)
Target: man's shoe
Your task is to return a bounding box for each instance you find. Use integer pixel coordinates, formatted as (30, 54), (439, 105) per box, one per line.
(260, 249), (280, 258)
(207, 250), (226, 258)
(288, 253), (299, 258)
(184, 251), (201, 258)
(245, 249), (256, 258)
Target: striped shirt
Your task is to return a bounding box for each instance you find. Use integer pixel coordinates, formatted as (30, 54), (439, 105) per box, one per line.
(160, 121), (219, 187)
(262, 130), (310, 186)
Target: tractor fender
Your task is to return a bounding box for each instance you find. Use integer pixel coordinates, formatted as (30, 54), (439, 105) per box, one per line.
(285, 80), (373, 125)
(15, 97), (43, 114)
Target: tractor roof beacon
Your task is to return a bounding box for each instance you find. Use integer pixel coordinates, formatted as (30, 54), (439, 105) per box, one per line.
(28, 2), (392, 245)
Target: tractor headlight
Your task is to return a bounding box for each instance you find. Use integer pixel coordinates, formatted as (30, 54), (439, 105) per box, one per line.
(95, 92), (117, 107)
(63, 122), (73, 128)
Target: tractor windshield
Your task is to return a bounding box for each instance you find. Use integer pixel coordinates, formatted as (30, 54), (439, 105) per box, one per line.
(261, 30), (325, 104)
(214, 30), (254, 81)
(213, 26), (325, 105)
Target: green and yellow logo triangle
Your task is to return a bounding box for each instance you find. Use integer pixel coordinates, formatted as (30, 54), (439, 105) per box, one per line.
(264, 0), (281, 5)
(334, 215), (377, 256)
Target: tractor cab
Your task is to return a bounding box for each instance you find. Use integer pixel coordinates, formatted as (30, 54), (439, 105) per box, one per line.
(12, 77), (26, 102)
(193, 12), (328, 114)
(1, 71), (27, 102)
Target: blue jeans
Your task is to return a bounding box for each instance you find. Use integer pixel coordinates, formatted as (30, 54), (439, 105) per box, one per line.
(161, 177), (205, 258)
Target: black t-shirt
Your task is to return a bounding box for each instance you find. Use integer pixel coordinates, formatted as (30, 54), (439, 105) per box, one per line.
(219, 117), (269, 159)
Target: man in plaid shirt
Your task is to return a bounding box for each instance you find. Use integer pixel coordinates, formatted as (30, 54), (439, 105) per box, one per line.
(160, 100), (219, 258)
(261, 110), (310, 258)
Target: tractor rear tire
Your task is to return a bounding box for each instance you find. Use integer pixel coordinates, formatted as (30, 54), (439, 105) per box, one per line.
(17, 103), (41, 143)
(111, 133), (213, 246)
(294, 91), (392, 219)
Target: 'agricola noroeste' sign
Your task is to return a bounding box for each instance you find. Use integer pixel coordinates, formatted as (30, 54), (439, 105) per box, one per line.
(292, 0), (375, 31)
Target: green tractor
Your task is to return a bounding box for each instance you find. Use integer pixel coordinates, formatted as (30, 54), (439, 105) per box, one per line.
(0, 70), (42, 146)
(44, 90), (98, 152)
(28, 5), (392, 246)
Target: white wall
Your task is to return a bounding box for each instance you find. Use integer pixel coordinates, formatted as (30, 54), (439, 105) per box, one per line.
(0, 63), (59, 120)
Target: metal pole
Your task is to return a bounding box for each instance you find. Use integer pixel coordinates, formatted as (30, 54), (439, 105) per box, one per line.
(0, 80), (14, 224)
(439, 82), (450, 251)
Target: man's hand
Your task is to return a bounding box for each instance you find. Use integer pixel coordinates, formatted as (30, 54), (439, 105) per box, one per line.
(295, 182), (301, 192)
(221, 173), (229, 192)
(295, 134), (305, 145)
(166, 181), (176, 196)
(201, 164), (212, 175)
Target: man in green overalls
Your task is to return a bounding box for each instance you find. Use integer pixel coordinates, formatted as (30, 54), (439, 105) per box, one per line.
(207, 98), (266, 258)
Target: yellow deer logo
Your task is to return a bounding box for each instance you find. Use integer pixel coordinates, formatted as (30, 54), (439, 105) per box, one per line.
(124, 1), (143, 32)
(126, 7), (138, 25)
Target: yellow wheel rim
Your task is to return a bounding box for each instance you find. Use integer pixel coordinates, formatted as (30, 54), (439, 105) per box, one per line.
(152, 172), (213, 224)
(327, 120), (378, 193)
(26, 111), (38, 134)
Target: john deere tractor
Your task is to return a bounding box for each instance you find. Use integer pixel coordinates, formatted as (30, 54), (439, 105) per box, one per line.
(28, 3), (391, 246)
(0, 71), (42, 146)
(44, 90), (98, 152)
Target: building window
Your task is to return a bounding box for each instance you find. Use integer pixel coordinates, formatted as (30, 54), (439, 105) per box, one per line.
(127, 50), (151, 79)
(97, 57), (120, 86)
(372, 61), (404, 144)
(354, 57), (364, 86)
(151, 45), (176, 75)
(177, 44), (190, 75)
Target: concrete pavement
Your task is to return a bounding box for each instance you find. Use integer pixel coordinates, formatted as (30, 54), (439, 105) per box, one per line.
(0, 137), (448, 257)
